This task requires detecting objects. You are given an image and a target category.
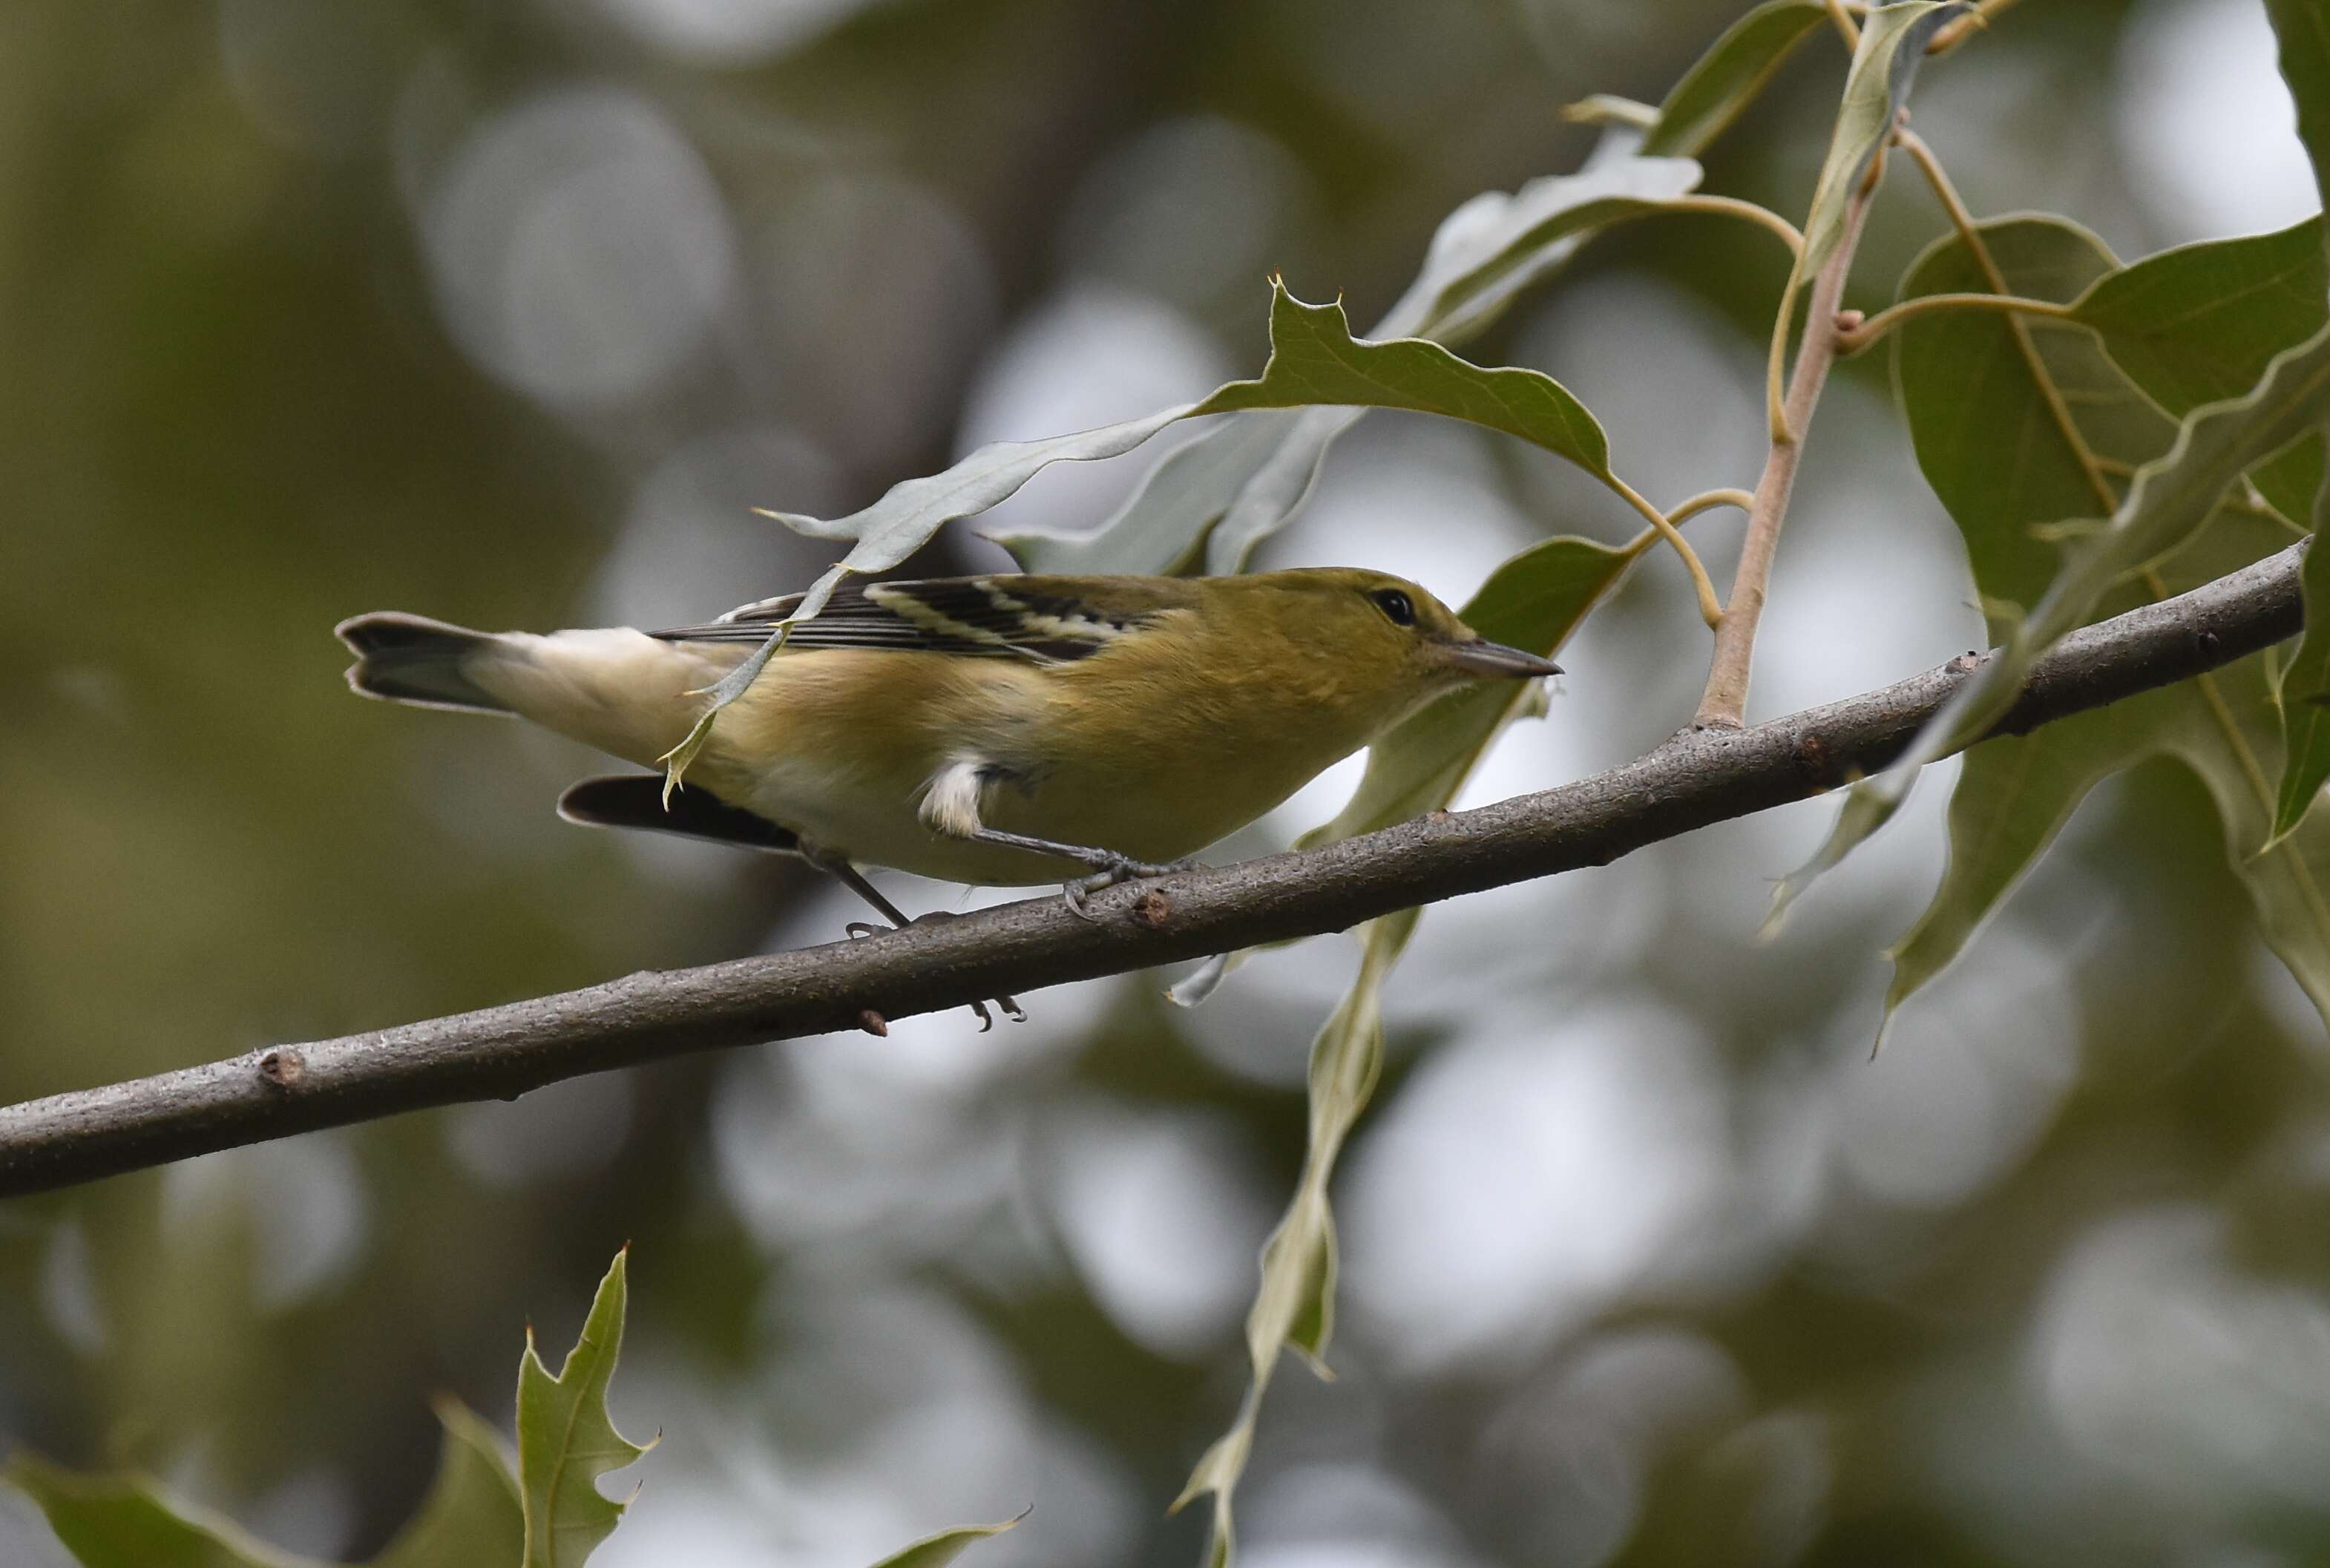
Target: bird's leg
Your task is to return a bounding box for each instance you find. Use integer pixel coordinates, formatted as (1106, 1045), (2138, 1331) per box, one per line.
(919, 760), (1194, 922)
(803, 842), (1024, 1029)
(961, 827), (1198, 921)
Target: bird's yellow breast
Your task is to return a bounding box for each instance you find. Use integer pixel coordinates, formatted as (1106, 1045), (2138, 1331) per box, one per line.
(685, 620), (1417, 885)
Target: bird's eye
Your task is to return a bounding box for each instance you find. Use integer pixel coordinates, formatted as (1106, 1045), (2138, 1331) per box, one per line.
(1372, 588), (1416, 626)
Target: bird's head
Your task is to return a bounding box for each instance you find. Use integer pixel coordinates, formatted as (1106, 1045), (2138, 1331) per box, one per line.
(1249, 567), (1563, 715)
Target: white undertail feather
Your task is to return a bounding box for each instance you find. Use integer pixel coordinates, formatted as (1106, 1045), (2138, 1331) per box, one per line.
(341, 614), (735, 770)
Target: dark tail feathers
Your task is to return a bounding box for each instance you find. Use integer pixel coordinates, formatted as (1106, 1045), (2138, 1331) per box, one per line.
(335, 612), (508, 713)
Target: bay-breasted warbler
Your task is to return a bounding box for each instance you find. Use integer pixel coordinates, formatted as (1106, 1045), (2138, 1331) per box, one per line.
(337, 568), (1560, 916)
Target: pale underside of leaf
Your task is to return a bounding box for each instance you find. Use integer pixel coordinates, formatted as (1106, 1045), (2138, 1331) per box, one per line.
(1796, 3), (1966, 281)
(997, 156), (1701, 578)
(669, 283), (1629, 786)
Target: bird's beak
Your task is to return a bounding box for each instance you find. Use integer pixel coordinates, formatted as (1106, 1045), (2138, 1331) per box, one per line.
(1444, 638), (1563, 679)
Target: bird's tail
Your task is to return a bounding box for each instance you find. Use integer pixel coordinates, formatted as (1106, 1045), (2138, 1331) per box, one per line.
(335, 612), (511, 714)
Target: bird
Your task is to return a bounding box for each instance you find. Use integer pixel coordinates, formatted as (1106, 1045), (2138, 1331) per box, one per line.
(336, 568), (1561, 1020)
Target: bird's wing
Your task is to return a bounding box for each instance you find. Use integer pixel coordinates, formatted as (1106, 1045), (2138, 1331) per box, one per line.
(650, 575), (1187, 665)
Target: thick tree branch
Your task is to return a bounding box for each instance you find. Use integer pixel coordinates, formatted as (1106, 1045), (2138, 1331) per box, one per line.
(0, 542), (2308, 1197)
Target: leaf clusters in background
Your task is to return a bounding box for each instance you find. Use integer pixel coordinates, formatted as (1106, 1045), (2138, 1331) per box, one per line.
(1862, 211), (2330, 1031)
(7, 1252), (1017, 1568)
(1759, 0), (2330, 1042)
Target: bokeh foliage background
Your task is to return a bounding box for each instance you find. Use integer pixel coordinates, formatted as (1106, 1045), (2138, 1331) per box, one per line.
(9, 1), (2330, 1564)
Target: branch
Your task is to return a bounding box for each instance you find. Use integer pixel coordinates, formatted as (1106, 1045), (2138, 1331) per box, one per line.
(0, 541), (2308, 1197)
(1701, 155), (1878, 729)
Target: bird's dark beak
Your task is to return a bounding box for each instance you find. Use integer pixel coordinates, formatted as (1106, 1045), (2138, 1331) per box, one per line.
(1444, 638), (1562, 679)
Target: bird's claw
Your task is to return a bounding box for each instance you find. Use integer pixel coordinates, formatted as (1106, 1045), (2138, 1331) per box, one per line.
(1061, 855), (1195, 922)
(841, 911), (1024, 1027)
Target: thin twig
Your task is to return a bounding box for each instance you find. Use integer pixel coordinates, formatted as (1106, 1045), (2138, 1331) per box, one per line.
(1666, 488), (1759, 525)
(1606, 473), (1726, 626)
(1824, 0), (1863, 50)
(1662, 196), (1806, 262)
(1928, 0), (2017, 55)
(1696, 170), (1880, 728)
(0, 540), (2308, 1198)
(1835, 290), (2076, 353)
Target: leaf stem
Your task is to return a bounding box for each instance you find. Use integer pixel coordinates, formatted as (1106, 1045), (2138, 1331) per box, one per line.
(1667, 487), (1759, 525)
(1824, 0), (1863, 50)
(1927, 0), (2017, 56)
(1835, 290), (2074, 353)
(1694, 176), (1880, 727)
(1664, 195), (1806, 262)
(1606, 473), (1726, 627)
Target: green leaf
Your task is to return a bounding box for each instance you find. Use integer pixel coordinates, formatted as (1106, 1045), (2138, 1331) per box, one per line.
(1797, 4), (1966, 281)
(1200, 285), (1613, 476)
(373, 1400), (526, 1568)
(873, 281), (1616, 562)
(998, 156), (1703, 577)
(4, 1456), (321, 1568)
(1797, 214), (2330, 1034)
(682, 281), (1632, 786)
(1895, 218), (2159, 614)
(862, 1512), (1025, 1568)
(2274, 476), (2330, 839)
(2255, 1), (2330, 840)
(517, 1247), (652, 1568)
(6, 1400), (522, 1568)
(1382, 158), (1707, 345)
(2070, 217), (2326, 523)
(1636, 0), (1834, 159)
(2266, 0), (2330, 260)
(1785, 217), (2330, 925)
(1880, 606), (2152, 1024)
(1169, 537), (1630, 1564)
(1768, 217), (2148, 913)
(998, 407), (1342, 577)
(2072, 220), (2327, 416)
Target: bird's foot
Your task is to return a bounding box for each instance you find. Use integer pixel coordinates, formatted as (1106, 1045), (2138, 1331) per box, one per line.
(1062, 855), (1198, 921)
(844, 911), (1023, 1029)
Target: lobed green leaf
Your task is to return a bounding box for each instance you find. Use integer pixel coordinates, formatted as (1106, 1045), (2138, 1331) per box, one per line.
(999, 156), (1702, 577)
(517, 1248), (652, 1568)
